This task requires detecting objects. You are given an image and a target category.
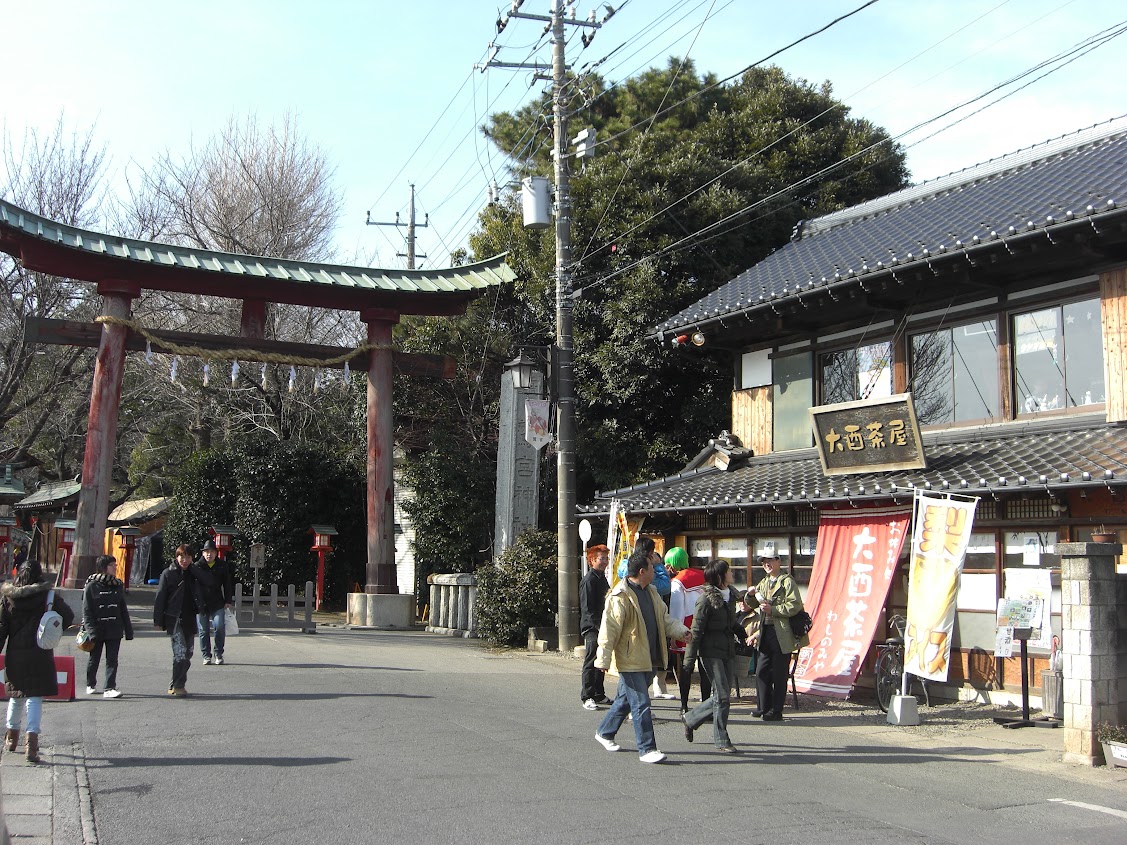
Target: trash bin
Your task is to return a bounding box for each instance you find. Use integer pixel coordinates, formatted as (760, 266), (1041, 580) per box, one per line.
(1041, 669), (1063, 719)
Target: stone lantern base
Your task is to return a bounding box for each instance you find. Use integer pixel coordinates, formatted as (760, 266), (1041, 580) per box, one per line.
(347, 593), (415, 629)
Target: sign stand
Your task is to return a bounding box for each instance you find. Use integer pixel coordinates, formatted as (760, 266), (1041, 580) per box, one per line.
(992, 627), (1060, 729)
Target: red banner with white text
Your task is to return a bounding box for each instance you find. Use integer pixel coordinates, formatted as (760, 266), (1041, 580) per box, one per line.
(793, 507), (911, 698)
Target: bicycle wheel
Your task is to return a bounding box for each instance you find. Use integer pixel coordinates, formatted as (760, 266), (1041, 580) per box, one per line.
(875, 650), (902, 713)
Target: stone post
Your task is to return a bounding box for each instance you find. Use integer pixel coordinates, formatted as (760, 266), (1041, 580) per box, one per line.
(1059, 541), (1123, 766)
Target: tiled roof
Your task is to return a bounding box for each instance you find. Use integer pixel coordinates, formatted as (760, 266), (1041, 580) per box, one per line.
(107, 497), (171, 525)
(0, 198), (515, 311)
(13, 480), (81, 510)
(583, 415), (1127, 514)
(657, 116), (1127, 337)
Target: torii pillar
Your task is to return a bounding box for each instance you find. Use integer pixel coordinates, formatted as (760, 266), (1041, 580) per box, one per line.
(67, 283), (138, 588)
(347, 309), (414, 627)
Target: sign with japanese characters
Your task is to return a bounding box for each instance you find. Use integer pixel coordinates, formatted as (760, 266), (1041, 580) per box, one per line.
(793, 506), (911, 698)
(904, 492), (978, 682)
(809, 392), (925, 476)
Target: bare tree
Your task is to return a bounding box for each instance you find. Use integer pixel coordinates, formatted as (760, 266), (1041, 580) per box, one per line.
(0, 117), (105, 475)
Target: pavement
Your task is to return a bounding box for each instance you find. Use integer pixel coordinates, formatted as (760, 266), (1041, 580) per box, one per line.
(0, 594), (1123, 844)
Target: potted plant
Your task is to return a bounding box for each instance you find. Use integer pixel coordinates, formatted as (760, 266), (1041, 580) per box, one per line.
(1091, 523), (1117, 544)
(1095, 722), (1127, 768)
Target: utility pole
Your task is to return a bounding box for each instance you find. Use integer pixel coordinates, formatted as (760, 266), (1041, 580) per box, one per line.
(479, 0), (609, 654)
(366, 183), (428, 269)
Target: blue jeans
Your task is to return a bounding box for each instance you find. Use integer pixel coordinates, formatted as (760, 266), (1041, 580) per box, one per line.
(685, 656), (734, 747)
(6, 696), (43, 734)
(596, 671), (656, 756)
(171, 619), (194, 689)
(197, 607), (226, 658)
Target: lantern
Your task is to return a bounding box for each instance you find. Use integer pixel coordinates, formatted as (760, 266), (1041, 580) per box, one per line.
(116, 526), (141, 588)
(55, 518), (77, 584)
(209, 525), (240, 559)
(309, 525), (338, 611)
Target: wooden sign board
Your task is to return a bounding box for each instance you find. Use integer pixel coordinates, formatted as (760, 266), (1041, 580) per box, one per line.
(249, 543), (266, 569)
(809, 392), (926, 476)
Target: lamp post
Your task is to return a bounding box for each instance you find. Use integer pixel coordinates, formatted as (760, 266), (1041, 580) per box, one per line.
(309, 525), (338, 611)
(0, 516), (15, 575)
(116, 526), (141, 589)
(209, 525), (240, 561)
(55, 518), (77, 585)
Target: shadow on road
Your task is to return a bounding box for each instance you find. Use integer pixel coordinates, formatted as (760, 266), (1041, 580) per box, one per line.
(92, 755), (351, 768)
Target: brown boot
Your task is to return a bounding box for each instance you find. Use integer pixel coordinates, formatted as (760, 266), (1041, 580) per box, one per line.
(4, 728), (17, 752)
(25, 732), (39, 763)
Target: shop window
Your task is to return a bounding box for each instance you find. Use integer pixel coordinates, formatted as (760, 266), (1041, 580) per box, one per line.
(689, 539), (712, 568)
(821, 341), (892, 405)
(792, 534), (816, 585)
(717, 538), (750, 588)
(1002, 531), (1058, 570)
(773, 351), (813, 450)
(910, 320), (999, 426)
(963, 532), (996, 572)
(1013, 298), (1104, 414)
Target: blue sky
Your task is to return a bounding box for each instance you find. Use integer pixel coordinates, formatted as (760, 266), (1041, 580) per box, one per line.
(3, 0), (1126, 269)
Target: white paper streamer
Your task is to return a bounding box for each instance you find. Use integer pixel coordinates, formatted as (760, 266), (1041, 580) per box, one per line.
(261, 363), (268, 389)
(231, 360), (240, 384)
(170, 356), (178, 382)
(203, 362), (210, 386)
(288, 366), (296, 392)
(343, 360), (350, 380)
(145, 340), (153, 364)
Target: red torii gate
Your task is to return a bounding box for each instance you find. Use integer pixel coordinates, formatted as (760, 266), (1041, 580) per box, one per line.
(0, 198), (513, 618)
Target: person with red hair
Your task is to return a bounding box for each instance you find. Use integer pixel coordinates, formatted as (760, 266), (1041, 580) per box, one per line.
(580, 544), (611, 709)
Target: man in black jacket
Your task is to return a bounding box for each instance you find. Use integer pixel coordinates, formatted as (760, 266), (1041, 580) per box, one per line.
(579, 544), (611, 709)
(195, 539), (233, 665)
(82, 555), (134, 697)
(153, 544), (214, 697)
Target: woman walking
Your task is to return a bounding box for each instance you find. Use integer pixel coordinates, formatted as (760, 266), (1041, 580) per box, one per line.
(680, 559), (743, 753)
(0, 558), (75, 762)
(83, 555), (134, 698)
(153, 544), (213, 697)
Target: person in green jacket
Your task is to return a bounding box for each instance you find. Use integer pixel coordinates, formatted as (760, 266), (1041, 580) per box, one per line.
(750, 552), (809, 721)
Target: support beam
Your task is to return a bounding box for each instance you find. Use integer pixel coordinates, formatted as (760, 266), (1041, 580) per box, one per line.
(69, 285), (137, 587)
(364, 310), (398, 594)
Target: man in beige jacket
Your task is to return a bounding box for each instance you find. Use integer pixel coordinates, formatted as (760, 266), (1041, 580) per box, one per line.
(594, 548), (690, 763)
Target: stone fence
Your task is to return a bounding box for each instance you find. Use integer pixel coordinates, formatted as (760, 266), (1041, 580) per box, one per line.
(426, 573), (477, 638)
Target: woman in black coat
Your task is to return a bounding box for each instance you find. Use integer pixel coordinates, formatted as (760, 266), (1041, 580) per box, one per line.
(0, 558), (75, 762)
(82, 555), (134, 698)
(680, 558), (743, 753)
(153, 544), (213, 697)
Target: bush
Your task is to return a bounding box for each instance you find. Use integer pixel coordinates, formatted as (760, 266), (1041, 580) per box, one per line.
(1096, 722), (1127, 744)
(475, 530), (557, 647)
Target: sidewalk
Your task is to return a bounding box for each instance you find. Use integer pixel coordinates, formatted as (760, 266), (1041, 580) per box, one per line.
(1, 742), (91, 844)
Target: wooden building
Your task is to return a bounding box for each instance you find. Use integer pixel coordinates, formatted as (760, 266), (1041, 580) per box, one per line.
(582, 118), (1127, 699)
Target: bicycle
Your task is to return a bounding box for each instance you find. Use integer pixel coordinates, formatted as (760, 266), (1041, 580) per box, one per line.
(874, 614), (930, 713)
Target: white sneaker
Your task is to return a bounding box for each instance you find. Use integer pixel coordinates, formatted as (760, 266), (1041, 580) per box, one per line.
(583, 699), (598, 710)
(594, 733), (621, 752)
(103, 689), (123, 699)
(639, 750), (667, 764)
(214, 655), (224, 665)
(86, 686), (97, 695)
(202, 656), (212, 665)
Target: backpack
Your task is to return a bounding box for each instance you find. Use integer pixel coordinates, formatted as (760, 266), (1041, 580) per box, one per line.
(36, 589), (64, 650)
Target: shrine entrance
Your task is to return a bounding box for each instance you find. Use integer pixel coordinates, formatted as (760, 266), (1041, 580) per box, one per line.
(0, 198), (514, 623)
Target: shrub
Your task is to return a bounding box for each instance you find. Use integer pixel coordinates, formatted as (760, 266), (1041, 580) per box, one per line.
(475, 529), (557, 647)
(1096, 722), (1127, 744)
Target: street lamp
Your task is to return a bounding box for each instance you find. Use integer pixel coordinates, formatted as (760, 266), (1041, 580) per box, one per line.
(309, 525), (339, 611)
(209, 525), (240, 560)
(116, 526), (141, 589)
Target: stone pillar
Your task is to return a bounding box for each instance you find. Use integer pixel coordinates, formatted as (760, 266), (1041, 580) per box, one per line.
(70, 285), (137, 588)
(423, 573), (478, 637)
(494, 368), (543, 556)
(1059, 541), (1123, 766)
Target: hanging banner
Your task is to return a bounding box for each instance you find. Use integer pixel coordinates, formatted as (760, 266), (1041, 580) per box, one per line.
(524, 398), (551, 450)
(904, 492), (978, 682)
(794, 506), (911, 697)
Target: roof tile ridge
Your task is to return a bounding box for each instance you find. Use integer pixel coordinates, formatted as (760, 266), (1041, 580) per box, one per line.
(796, 114), (1127, 241)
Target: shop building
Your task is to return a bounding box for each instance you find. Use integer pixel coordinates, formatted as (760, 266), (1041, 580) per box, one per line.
(583, 118), (1127, 698)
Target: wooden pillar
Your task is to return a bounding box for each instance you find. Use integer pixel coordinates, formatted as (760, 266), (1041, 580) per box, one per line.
(1100, 269), (1127, 422)
(69, 284), (137, 588)
(363, 309), (399, 594)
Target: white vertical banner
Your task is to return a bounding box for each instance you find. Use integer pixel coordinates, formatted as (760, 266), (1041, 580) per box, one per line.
(904, 491), (978, 682)
(524, 398), (551, 450)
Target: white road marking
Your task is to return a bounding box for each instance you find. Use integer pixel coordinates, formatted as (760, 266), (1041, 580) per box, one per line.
(1048, 798), (1127, 820)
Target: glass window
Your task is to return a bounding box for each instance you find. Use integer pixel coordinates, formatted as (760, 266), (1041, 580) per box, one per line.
(1002, 531), (1058, 569)
(910, 320), (999, 425)
(963, 532), (996, 572)
(716, 538), (750, 589)
(773, 352), (813, 451)
(792, 534), (816, 585)
(689, 539), (711, 568)
(821, 341), (892, 405)
(1014, 298), (1103, 414)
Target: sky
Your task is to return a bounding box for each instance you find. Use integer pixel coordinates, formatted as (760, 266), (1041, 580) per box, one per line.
(3, 0), (1126, 271)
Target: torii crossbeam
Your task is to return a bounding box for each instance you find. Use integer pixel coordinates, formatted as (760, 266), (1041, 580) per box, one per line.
(0, 198), (514, 611)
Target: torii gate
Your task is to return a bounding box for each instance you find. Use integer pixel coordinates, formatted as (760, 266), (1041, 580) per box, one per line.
(0, 198), (513, 622)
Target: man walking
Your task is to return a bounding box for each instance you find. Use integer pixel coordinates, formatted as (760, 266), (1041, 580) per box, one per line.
(154, 544), (214, 696)
(196, 539), (233, 665)
(594, 548), (690, 763)
(580, 544), (611, 710)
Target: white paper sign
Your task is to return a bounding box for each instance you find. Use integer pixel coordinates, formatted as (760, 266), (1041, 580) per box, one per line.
(524, 399), (551, 450)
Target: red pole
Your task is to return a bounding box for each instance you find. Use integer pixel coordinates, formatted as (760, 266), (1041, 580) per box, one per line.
(316, 550), (327, 611)
(70, 285), (136, 588)
(362, 310), (399, 594)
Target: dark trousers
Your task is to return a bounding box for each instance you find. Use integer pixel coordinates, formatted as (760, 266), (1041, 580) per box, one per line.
(86, 637), (122, 690)
(580, 631), (605, 701)
(755, 624), (789, 715)
(677, 653), (711, 712)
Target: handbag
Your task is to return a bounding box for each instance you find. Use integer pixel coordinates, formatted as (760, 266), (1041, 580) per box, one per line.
(76, 628), (97, 653)
(36, 589), (64, 650)
(789, 609), (814, 638)
(224, 606), (240, 636)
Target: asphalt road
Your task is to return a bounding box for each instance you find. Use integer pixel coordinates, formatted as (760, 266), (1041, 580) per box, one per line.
(33, 620), (1127, 845)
